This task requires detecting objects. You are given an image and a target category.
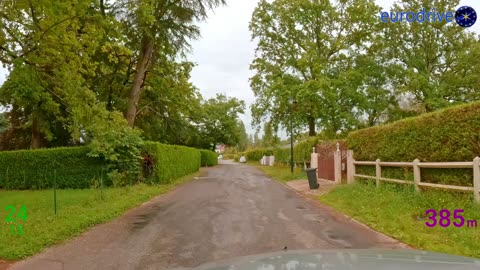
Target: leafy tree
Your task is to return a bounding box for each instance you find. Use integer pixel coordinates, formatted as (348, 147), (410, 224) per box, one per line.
(382, 0), (480, 112)
(134, 61), (203, 145)
(261, 121), (280, 147)
(236, 121), (249, 151)
(115, 0), (226, 127)
(249, 0), (382, 138)
(0, 0), (121, 148)
(197, 94), (245, 150)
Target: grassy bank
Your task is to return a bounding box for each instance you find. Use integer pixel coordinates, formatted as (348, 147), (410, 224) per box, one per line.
(320, 182), (480, 258)
(0, 173), (198, 260)
(250, 162), (307, 183)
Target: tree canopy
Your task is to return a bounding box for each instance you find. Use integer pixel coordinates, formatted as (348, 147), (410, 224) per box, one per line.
(0, 0), (248, 153)
(249, 0), (480, 139)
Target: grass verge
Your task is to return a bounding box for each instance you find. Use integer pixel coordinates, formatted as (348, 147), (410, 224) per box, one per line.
(319, 181), (480, 258)
(0, 172), (198, 260)
(250, 162), (306, 183)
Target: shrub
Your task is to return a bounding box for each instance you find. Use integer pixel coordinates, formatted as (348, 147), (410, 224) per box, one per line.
(347, 102), (480, 185)
(200, 150), (218, 166)
(88, 126), (143, 182)
(274, 137), (321, 164)
(0, 146), (106, 189)
(222, 153), (235, 160)
(234, 152), (244, 162)
(142, 142), (201, 184)
(245, 148), (272, 161)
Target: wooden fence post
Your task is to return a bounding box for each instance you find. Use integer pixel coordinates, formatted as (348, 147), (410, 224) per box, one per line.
(473, 157), (480, 203)
(334, 150), (341, 184)
(413, 159), (421, 192)
(347, 150), (355, 184)
(375, 159), (381, 188)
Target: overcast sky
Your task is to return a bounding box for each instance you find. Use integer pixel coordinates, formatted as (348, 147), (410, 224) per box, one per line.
(187, 0), (480, 136)
(1, 0), (479, 136)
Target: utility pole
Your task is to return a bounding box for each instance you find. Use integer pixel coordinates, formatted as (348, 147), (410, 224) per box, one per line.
(288, 97), (294, 174)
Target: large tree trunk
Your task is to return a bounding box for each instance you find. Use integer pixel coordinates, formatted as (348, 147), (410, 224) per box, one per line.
(126, 37), (154, 127)
(308, 116), (316, 136)
(31, 113), (42, 149)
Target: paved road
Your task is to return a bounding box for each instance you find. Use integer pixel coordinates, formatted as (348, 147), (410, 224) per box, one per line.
(11, 161), (404, 270)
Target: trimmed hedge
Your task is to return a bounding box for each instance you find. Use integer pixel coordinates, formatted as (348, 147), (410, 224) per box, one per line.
(222, 153), (235, 160)
(233, 153), (241, 162)
(0, 146), (106, 189)
(0, 142), (204, 189)
(245, 148), (273, 161)
(200, 150), (218, 166)
(244, 137), (321, 164)
(347, 102), (480, 186)
(142, 142), (201, 184)
(274, 137), (320, 164)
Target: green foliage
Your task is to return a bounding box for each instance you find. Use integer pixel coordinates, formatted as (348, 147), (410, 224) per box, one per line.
(0, 147), (106, 189)
(200, 150), (218, 167)
(348, 102), (480, 185)
(245, 148), (273, 161)
(246, 137), (320, 164)
(234, 153), (244, 162)
(274, 137), (320, 164)
(142, 142), (200, 184)
(222, 153), (235, 160)
(249, 0), (387, 136)
(197, 94), (246, 149)
(382, 0), (480, 113)
(88, 121), (144, 182)
(0, 0), (230, 152)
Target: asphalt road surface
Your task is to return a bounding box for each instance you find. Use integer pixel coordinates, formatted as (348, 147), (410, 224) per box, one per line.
(11, 160), (404, 270)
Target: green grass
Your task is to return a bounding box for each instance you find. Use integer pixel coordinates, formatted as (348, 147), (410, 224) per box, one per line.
(320, 181), (480, 258)
(251, 162), (307, 183)
(0, 173), (198, 260)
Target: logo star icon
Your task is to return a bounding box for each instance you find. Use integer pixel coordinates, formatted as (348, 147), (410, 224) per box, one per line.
(455, 6), (477, 28)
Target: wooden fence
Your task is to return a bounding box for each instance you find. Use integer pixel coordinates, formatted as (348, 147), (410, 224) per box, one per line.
(345, 150), (480, 203)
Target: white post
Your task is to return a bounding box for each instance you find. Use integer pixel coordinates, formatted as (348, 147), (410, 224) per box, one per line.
(413, 159), (421, 192)
(375, 159), (381, 188)
(310, 147), (317, 169)
(334, 150), (341, 184)
(346, 150), (355, 184)
(473, 157), (480, 203)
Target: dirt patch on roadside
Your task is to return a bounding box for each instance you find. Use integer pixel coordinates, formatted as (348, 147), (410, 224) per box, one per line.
(0, 259), (16, 270)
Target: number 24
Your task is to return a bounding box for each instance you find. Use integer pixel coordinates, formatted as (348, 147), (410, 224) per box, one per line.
(4, 205), (28, 222)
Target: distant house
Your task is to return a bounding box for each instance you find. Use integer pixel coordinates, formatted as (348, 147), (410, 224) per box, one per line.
(215, 144), (225, 153)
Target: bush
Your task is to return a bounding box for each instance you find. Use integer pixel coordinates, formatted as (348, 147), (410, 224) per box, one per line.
(88, 125), (143, 182)
(0, 146), (106, 189)
(222, 153), (235, 160)
(142, 142), (201, 184)
(274, 137), (321, 164)
(234, 152), (244, 162)
(347, 102), (480, 185)
(200, 150), (218, 166)
(245, 148), (272, 161)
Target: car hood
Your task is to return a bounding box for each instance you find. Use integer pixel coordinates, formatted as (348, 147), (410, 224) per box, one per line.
(187, 249), (480, 270)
